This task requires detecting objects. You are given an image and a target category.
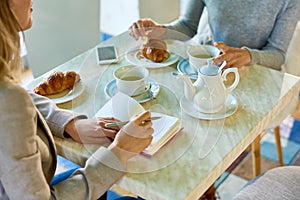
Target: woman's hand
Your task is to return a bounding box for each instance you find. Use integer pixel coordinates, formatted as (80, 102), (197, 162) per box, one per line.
(213, 42), (251, 69)
(128, 18), (166, 40)
(108, 111), (154, 166)
(64, 118), (120, 144)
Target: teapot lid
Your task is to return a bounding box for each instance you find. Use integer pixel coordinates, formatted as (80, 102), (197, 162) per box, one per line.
(199, 60), (219, 76)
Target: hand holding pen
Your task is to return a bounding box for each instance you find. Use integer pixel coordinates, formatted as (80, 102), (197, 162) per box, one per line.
(107, 111), (154, 165)
(104, 116), (161, 128)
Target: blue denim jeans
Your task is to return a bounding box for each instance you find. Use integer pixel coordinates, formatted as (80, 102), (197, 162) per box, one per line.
(98, 190), (143, 200)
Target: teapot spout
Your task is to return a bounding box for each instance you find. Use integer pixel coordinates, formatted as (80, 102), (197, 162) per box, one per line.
(177, 73), (196, 101)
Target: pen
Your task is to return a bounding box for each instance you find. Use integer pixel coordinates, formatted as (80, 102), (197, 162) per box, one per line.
(104, 116), (161, 128)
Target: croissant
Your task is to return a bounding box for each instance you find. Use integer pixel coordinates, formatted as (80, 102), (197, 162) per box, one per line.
(140, 39), (168, 63)
(33, 71), (81, 96)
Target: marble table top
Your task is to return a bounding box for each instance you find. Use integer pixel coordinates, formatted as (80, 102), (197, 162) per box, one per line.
(39, 32), (300, 199)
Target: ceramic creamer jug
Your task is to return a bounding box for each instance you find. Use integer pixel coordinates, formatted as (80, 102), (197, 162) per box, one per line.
(178, 60), (240, 113)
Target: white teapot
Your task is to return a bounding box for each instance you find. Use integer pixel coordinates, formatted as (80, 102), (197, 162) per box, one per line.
(178, 60), (240, 113)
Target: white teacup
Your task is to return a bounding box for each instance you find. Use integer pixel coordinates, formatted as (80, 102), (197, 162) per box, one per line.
(114, 65), (149, 96)
(187, 45), (220, 72)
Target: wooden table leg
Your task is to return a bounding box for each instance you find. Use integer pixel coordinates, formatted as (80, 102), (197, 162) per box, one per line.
(251, 135), (261, 178)
(274, 126), (284, 166)
(199, 184), (216, 200)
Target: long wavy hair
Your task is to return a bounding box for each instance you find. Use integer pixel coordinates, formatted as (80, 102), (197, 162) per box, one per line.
(0, 0), (22, 82)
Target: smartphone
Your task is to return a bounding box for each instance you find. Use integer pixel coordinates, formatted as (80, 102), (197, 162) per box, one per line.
(96, 45), (119, 65)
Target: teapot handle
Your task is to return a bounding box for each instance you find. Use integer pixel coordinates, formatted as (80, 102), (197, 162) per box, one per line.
(221, 68), (240, 92)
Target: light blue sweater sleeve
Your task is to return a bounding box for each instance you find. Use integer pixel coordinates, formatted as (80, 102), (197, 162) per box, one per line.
(166, 0), (205, 38)
(165, 0), (300, 70)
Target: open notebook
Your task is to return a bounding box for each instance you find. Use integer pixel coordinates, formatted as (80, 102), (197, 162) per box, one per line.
(95, 92), (182, 156)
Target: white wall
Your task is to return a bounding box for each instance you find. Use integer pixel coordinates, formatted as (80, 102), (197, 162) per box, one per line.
(139, 0), (180, 23)
(25, 0), (100, 77)
(100, 0), (180, 36)
(100, 0), (139, 36)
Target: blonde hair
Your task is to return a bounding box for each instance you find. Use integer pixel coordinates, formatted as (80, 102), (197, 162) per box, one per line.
(0, 0), (22, 81)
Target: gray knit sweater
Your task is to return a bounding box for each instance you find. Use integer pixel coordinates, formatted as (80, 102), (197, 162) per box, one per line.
(166, 0), (300, 70)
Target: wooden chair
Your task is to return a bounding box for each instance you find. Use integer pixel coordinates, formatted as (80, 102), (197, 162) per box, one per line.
(251, 126), (284, 177)
(251, 21), (300, 178)
(235, 166), (300, 199)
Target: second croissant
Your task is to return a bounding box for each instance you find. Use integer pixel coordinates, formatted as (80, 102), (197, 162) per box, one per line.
(140, 39), (168, 63)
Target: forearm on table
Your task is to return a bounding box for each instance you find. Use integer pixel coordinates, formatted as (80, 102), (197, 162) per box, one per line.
(29, 92), (87, 138)
(164, 20), (198, 40)
(243, 47), (285, 70)
(248, 0), (300, 70)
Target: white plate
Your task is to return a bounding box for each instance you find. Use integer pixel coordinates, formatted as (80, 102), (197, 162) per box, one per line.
(177, 58), (198, 80)
(125, 48), (179, 68)
(24, 76), (85, 104)
(104, 78), (160, 103)
(180, 94), (238, 120)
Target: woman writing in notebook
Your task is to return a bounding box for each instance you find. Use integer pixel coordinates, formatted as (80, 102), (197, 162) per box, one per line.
(0, 0), (153, 199)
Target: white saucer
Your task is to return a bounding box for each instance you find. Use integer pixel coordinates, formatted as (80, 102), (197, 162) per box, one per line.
(104, 78), (160, 103)
(180, 94), (238, 120)
(177, 58), (198, 80)
(125, 48), (179, 68)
